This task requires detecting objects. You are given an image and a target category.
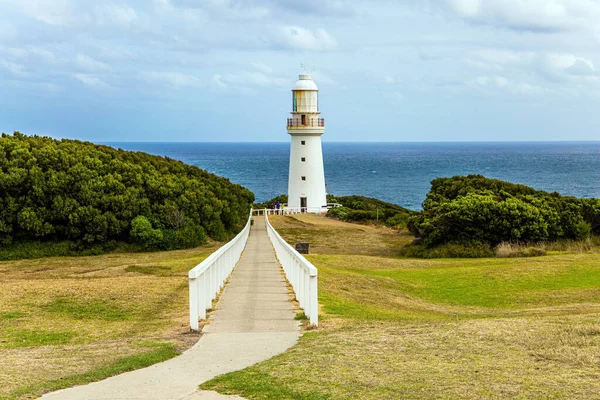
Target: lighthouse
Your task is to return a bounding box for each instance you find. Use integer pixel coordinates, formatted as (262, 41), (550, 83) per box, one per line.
(286, 73), (327, 212)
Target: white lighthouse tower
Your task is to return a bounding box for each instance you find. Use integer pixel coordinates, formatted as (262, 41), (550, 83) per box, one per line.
(287, 73), (327, 212)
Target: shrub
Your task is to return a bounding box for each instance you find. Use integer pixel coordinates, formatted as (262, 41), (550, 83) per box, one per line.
(496, 242), (546, 258)
(130, 216), (164, 250)
(0, 132), (254, 253)
(175, 225), (207, 248)
(400, 241), (495, 259)
(409, 175), (598, 248)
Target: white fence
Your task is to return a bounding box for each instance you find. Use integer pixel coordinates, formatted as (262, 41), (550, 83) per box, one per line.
(253, 207), (327, 216)
(188, 211), (252, 331)
(265, 213), (319, 326)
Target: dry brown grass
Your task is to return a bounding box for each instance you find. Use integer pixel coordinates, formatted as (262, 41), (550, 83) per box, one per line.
(269, 214), (413, 257)
(201, 214), (600, 399)
(0, 244), (221, 399)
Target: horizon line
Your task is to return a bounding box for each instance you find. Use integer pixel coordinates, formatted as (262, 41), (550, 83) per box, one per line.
(101, 140), (600, 144)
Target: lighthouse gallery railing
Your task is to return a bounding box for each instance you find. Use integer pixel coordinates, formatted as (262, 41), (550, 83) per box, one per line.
(287, 118), (325, 128)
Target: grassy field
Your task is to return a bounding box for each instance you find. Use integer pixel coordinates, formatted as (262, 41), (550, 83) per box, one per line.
(0, 244), (221, 400)
(202, 215), (600, 399)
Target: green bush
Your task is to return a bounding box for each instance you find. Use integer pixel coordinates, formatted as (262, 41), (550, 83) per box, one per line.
(409, 175), (596, 248)
(0, 132), (254, 255)
(130, 216), (164, 250)
(400, 241), (495, 259)
(326, 195), (416, 228)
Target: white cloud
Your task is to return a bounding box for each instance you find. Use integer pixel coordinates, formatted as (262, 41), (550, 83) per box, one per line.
(386, 91), (405, 105)
(75, 54), (110, 71)
(74, 73), (109, 88)
(467, 49), (598, 83)
(140, 71), (202, 87)
(95, 4), (137, 27)
(7, 0), (91, 27)
(441, 0), (600, 33)
(274, 26), (338, 51)
(251, 62), (273, 74)
(212, 71), (286, 89)
(468, 75), (549, 95)
(0, 61), (29, 77)
(0, 22), (17, 40)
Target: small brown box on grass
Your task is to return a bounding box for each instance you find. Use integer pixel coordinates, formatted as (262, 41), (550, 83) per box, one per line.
(295, 242), (309, 254)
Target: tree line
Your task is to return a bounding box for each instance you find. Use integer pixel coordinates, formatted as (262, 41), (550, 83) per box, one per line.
(0, 132), (254, 252)
(408, 174), (600, 248)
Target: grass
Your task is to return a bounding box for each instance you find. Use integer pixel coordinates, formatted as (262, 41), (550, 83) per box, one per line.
(201, 214), (600, 399)
(0, 241), (222, 399)
(1, 329), (76, 348)
(7, 341), (178, 400)
(43, 297), (134, 321)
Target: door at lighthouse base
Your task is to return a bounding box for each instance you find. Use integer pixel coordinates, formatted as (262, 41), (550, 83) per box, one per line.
(300, 197), (307, 213)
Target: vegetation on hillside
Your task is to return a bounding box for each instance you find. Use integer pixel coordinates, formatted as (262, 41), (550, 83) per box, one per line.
(408, 175), (600, 249)
(255, 194), (416, 229)
(0, 132), (253, 257)
(326, 194), (416, 228)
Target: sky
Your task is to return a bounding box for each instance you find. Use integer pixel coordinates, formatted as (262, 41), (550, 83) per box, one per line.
(1, 0), (600, 142)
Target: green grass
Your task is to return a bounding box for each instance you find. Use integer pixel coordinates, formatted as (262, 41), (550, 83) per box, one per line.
(0, 312), (24, 320)
(7, 341), (178, 400)
(124, 265), (173, 276)
(201, 214), (600, 400)
(309, 254), (600, 310)
(201, 371), (331, 400)
(0, 329), (76, 348)
(43, 297), (134, 321)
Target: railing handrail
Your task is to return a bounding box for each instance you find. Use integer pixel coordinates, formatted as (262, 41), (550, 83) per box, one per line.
(188, 210), (253, 330)
(267, 218), (317, 276)
(265, 213), (318, 326)
(254, 207), (327, 216)
(287, 117), (325, 128)
(188, 214), (251, 279)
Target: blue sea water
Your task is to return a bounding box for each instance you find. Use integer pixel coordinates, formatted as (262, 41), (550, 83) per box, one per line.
(106, 142), (600, 210)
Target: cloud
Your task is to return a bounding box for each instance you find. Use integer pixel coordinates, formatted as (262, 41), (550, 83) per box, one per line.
(75, 54), (110, 71)
(0, 61), (29, 77)
(440, 0), (600, 33)
(74, 73), (109, 88)
(270, 0), (356, 17)
(7, 0), (91, 27)
(386, 91), (405, 105)
(95, 4), (137, 27)
(273, 26), (338, 51)
(139, 71), (202, 87)
(468, 75), (549, 95)
(467, 49), (598, 84)
(211, 70), (286, 89)
(251, 62), (273, 74)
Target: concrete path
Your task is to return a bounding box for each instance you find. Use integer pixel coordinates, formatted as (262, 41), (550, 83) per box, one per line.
(41, 218), (300, 400)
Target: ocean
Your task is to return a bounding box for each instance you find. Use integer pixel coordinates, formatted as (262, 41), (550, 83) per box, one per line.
(107, 142), (600, 210)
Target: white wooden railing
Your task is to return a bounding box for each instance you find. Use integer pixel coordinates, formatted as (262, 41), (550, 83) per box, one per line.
(265, 213), (319, 326)
(253, 207), (327, 216)
(188, 211), (252, 331)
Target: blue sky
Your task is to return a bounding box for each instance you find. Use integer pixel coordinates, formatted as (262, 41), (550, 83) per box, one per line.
(1, 0), (600, 142)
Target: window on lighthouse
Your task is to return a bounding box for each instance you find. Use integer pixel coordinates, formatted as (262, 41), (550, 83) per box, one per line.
(301, 176), (306, 181)
(292, 92), (297, 112)
(301, 157), (306, 162)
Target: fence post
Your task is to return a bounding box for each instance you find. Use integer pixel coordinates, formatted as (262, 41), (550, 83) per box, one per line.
(189, 276), (199, 331)
(309, 274), (318, 326)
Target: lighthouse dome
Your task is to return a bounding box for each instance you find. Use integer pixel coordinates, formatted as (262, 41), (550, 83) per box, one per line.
(293, 74), (318, 91)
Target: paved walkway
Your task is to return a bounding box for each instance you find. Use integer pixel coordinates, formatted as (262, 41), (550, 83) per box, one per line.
(41, 218), (300, 400)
